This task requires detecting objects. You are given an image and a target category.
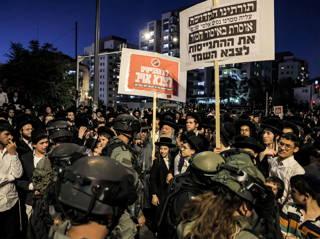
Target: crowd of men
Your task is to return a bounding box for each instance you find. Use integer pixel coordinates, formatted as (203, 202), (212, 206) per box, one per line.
(0, 98), (319, 239)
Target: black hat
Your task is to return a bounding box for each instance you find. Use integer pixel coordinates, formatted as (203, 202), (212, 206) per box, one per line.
(16, 114), (33, 130)
(201, 117), (215, 130)
(235, 119), (256, 134)
(232, 135), (265, 153)
(0, 119), (13, 133)
(282, 120), (300, 136)
(260, 117), (282, 135)
(182, 133), (209, 153)
(31, 129), (48, 144)
(155, 137), (176, 148)
(159, 113), (177, 130)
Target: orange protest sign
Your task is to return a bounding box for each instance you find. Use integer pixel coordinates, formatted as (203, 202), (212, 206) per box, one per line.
(128, 54), (179, 96)
(119, 48), (186, 102)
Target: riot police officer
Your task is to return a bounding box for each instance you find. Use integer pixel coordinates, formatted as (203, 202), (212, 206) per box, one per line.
(49, 156), (138, 239)
(103, 114), (145, 239)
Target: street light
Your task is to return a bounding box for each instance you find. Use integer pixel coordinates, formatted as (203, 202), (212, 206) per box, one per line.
(173, 37), (178, 42)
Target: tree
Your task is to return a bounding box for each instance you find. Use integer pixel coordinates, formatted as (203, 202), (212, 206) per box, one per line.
(0, 40), (76, 107)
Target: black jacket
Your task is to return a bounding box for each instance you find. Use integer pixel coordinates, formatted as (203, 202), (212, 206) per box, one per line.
(16, 151), (35, 205)
(149, 156), (173, 203)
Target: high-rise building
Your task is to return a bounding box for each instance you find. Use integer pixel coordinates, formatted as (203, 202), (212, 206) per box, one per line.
(83, 36), (134, 106)
(160, 10), (180, 57)
(139, 20), (161, 52)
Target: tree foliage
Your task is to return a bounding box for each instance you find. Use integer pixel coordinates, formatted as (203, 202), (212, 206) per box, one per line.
(0, 40), (76, 107)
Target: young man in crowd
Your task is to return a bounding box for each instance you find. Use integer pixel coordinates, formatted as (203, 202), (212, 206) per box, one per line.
(269, 133), (305, 204)
(17, 129), (49, 219)
(0, 120), (23, 239)
(185, 113), (200, 135)
(280, 173), (320, 238)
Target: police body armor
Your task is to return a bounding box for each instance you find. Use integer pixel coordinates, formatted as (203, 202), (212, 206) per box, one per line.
(103, 137), (142, 175)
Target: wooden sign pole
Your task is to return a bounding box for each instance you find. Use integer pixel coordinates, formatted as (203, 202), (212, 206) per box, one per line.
(214, 61), (221, 149)
(152, 92), (157, 160)
(213, 0), (221, 149)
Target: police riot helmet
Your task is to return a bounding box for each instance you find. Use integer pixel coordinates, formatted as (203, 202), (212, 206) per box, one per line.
(112, 114), (141, 135)
(58, 156), (137, 227)
(48, 143), (88, 172)
(46, 120), (73, 143)
(190, 151), (225, 175)
(211, 149), (266, 205)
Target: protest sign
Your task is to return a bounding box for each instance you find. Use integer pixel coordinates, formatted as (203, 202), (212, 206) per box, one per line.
(273, 105), (284, 119)
(118, 48), (186, 102)
(180, 0), (275, 70)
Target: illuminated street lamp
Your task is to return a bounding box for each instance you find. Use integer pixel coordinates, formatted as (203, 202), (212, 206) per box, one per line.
(173, 37), (178, 42)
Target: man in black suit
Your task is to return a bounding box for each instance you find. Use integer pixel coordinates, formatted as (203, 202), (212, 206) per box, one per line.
(15, 115), (34, 157)
(149, 137), (175, 233)
(16, 129), (49, 221)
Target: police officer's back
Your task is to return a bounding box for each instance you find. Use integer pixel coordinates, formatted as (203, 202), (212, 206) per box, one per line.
(49, 156), (137, 239)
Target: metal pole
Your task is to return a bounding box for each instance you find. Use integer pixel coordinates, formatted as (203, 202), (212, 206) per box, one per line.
(93, 0), (101, 106)
(75, 22), (78, 59)
(76, 56), (80, 107)
(75, 22), (79, 107)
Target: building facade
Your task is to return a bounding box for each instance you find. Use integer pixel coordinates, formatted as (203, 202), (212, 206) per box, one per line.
(83, 36), (131, 106)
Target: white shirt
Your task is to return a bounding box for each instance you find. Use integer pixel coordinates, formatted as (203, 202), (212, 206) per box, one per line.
(269, 155), (305, 204)
(0, 148), (23, 212)
(33, 153), (43, 168)
(163, 157), (170, 170)
(174, 154), (190, 176)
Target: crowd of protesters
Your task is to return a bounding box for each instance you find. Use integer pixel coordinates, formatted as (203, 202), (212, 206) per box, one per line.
(0, 89), (319, 239)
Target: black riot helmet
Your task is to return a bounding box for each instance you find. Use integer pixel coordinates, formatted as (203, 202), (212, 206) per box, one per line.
(112, 114), (141, 136)
(58, 156), (137, 228)
(48, 143), (88, 173)
(46, 120), (73, 143)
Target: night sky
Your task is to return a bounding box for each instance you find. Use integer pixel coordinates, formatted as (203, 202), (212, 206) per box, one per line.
(1, 0), (319, 77)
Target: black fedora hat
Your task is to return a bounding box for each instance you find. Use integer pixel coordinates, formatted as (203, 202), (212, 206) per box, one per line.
(260, 117), (282, 135)
(282, 120), (300, 136)
(182, 133), (209, 153)
(232, 135), (265, 153)
(235, 119), (256, 134)
(155, 137), (176, 148)
(159, 113), (177, 130)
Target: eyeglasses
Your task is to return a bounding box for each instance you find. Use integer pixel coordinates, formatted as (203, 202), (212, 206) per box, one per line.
(278, 141), (294, 150)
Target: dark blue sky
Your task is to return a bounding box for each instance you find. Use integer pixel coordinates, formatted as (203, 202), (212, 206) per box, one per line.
(1, 0), (319, 77)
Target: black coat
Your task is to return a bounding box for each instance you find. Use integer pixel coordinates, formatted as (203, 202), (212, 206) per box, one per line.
(16, 151), (35, 205)
(17, 138), (33, 157)
(149, 156), (173, 203)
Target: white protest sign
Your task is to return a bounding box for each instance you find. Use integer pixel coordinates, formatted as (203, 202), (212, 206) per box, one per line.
(273, 105), (283, 119)
(180, 0), (275, 70)
(118, 48), (187, 102)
